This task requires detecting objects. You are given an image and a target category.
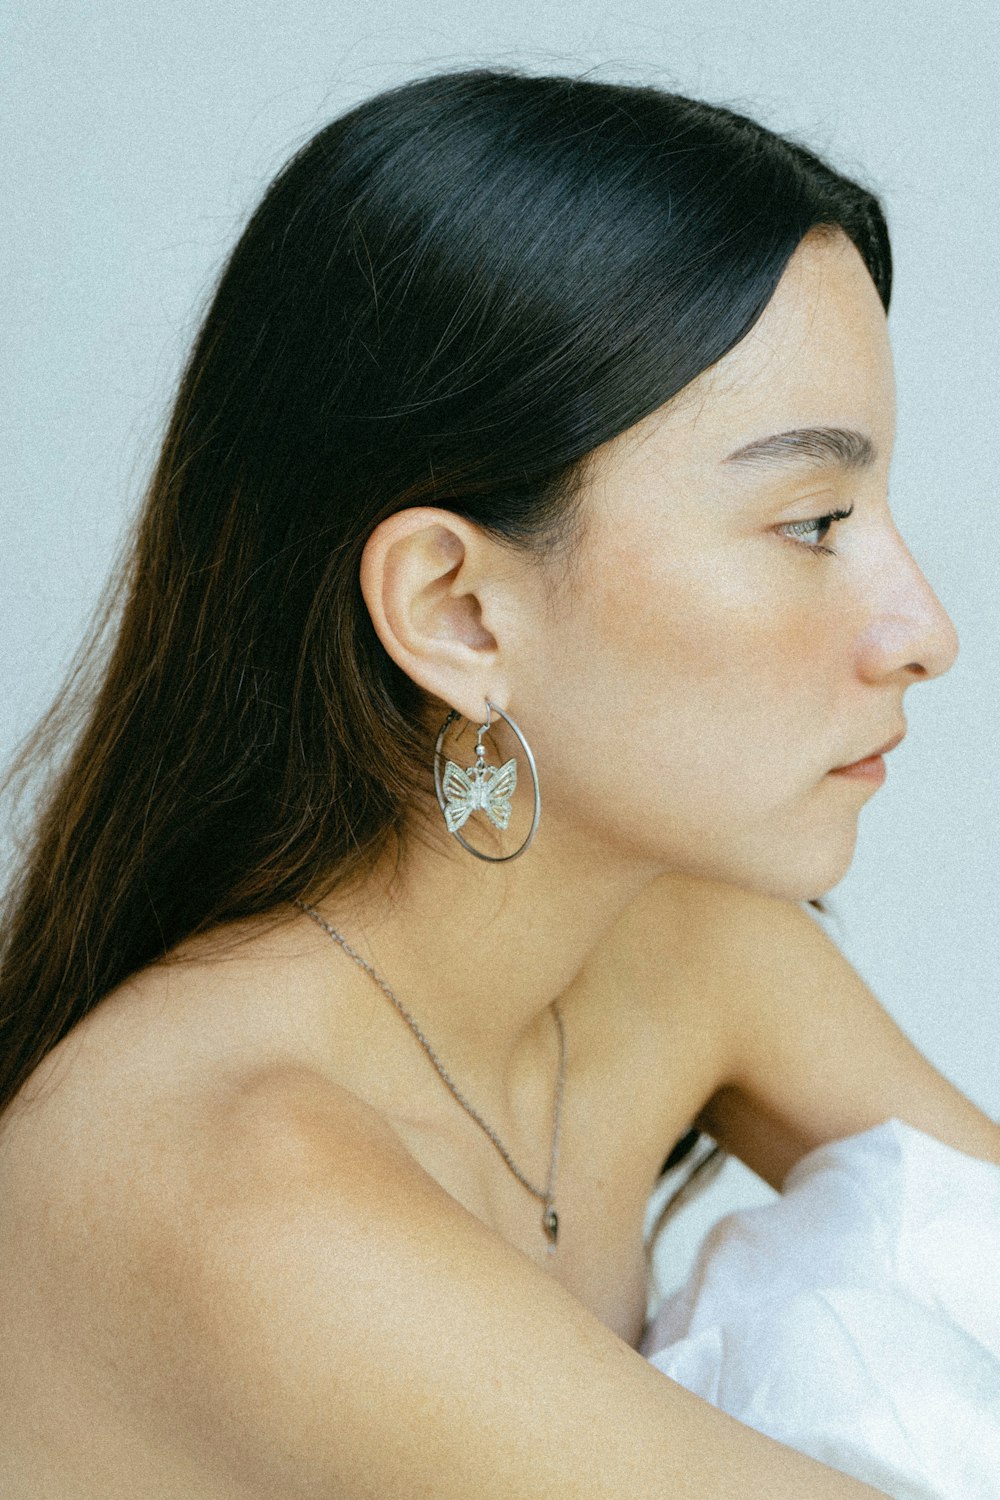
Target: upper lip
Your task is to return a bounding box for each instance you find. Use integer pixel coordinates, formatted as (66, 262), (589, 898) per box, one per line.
(832, 730), (906, 770)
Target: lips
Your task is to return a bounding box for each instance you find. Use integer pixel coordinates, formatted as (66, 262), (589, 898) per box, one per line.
(832, 729), (906, 771)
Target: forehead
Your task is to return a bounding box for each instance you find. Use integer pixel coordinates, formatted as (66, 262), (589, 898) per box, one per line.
(600, 230), (896, 480)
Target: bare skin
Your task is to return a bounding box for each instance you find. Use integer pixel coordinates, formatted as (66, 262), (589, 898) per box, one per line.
(1, 230), (994, 1497)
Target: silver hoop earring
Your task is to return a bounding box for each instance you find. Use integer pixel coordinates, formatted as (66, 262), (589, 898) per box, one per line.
(433, 700), (541, 862)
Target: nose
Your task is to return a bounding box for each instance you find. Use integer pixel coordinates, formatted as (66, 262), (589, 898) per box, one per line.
(854, 527), (960, 685)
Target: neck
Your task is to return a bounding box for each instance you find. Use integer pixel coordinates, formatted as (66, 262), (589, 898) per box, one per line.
(306, 810), (664, 1107)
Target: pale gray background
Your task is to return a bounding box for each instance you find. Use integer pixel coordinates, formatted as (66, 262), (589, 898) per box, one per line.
(3, 2), (998, 1288)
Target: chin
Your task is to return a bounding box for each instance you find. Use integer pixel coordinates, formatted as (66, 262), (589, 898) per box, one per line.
(768, 838), (859, 904)
(694, 824), (860, 907)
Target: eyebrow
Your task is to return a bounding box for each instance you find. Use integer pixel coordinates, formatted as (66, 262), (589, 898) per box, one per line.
(721, 426), (877, 473)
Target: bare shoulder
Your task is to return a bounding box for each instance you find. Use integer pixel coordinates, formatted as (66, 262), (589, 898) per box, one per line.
(0, 893), (439, 1228)
(598, 871), (836, 1035)
(2, 907), (348, 1155)
(0, 907), (378, 1303)
(0, 910), (885, 1498)
(58, 1041), (880, 1500)
(560, 872), (778, 1101)
(634, 875), (1000, 1187)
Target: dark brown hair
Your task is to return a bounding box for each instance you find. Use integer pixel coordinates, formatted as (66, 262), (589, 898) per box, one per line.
(0, 67), (888, 1120)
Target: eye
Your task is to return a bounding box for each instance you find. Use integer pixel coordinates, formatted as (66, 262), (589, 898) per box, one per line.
(778, 504), (854, 556)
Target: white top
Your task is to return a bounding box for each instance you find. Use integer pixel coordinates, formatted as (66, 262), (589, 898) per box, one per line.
(642, 1118), (1000, 1499)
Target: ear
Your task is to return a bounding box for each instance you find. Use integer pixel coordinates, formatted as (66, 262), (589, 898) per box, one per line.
(359, 508), (513, 725)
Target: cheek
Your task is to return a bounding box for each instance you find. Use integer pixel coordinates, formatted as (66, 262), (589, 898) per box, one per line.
(573, 540), (845, 793)
(522, 537), (864, 896)
(587, 537), (802, 692)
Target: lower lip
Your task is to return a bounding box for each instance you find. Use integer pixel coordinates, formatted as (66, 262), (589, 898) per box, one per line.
(828, 755), (886, 785)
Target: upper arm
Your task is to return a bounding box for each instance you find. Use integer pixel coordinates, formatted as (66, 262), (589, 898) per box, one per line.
(680, 882), (1000, 1188)
(120, 1072), (881, 1500)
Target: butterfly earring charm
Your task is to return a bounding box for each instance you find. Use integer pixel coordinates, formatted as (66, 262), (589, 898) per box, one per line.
(441, 708), (518, 834)
(433, 700), (542, 863)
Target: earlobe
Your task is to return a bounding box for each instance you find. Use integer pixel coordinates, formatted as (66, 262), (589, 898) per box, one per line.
(359, 508), (506, 720)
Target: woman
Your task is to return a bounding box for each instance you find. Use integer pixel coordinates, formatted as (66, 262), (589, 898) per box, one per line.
(1, 67), (997, 1497)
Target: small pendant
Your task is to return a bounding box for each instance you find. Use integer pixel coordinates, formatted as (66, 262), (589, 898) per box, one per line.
(543, 1204), (559, 1249)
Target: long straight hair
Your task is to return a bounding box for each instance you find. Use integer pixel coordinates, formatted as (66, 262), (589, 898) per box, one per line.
(0, 68), (891, 1120)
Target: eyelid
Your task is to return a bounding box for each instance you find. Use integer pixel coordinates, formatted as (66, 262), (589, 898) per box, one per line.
(777, 504), (855, 556)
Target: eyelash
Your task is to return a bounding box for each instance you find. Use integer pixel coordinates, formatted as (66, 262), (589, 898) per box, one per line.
(778, 504), (855, 556)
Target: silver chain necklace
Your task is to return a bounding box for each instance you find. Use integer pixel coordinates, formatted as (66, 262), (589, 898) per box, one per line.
(293, 897), (566, 1252)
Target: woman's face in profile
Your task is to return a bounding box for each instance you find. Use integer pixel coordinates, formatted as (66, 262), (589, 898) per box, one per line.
(521, 229), (959, 901)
